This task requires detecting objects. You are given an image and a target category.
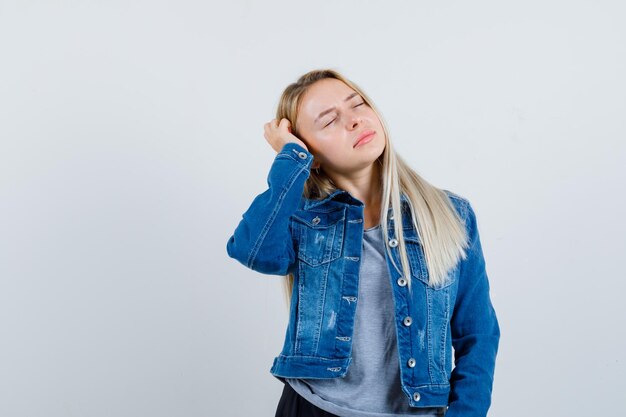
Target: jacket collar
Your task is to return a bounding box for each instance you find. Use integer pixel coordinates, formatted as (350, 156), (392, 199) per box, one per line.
(303, 189), (410, 211)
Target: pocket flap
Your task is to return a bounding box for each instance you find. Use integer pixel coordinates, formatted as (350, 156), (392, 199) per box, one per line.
(292, 209), (345, 228)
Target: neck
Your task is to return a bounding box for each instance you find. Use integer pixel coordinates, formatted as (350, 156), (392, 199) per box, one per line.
(329, 162), (382, 210)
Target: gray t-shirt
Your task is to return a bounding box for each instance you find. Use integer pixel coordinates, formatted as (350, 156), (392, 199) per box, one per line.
(286, 224), (446, 416)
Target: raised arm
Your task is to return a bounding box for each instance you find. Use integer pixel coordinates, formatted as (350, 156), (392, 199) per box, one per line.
(226, 141), (312, 275)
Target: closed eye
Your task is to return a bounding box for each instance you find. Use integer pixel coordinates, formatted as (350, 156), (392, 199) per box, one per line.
(324, 102), (366, 128)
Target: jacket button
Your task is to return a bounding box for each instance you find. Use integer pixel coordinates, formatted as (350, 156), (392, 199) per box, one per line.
(298, 151), (308, 159)
(388, 238), (398, 247)
(397, 277), (407, 287)
(407, 358), (416, 368)
(312, 216), (320, 225)
(403, 316), (412, 326)
(413, 392), (421, 401)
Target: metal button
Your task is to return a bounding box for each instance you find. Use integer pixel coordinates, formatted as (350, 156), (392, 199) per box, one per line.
(390, 214), (394, 220)
(298, 151), (307, 159)
(312, 216), (320, 225)
(407, 358), (416, 368)
(388, 238), (398, 247)
(403, 316), (412, 326)
(397, 277), (407, 287)
(413, 392), (421, 401)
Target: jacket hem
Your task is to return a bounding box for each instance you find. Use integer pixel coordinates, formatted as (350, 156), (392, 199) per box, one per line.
(269, 354), (451, 408)
(269, 354), (352, 379)
(403, 384), (450, 408)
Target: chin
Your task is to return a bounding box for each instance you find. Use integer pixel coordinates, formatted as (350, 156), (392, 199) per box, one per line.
(371, 140), (386, 159)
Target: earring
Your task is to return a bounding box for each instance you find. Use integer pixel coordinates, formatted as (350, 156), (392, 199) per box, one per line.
(315, 167), (320, 175)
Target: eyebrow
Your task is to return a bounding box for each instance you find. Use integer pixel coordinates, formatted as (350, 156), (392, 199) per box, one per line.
(314, 92), (360, 124)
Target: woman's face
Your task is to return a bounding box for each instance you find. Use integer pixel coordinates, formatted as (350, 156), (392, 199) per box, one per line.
(296, 78), (386, 175)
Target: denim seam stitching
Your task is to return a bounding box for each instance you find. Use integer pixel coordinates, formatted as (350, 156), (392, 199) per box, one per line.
(439, 288), (450, 378)
(276, 353), (350, 361)
(246, 160), (308, 269)
(295, 263), (304, 353)
(312, 261), (331, 353)
(426, 287), (435, 384)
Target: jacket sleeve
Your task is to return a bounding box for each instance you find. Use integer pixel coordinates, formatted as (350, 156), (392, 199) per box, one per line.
(446, 201), (501, 417)
(226, 142), (312, 275)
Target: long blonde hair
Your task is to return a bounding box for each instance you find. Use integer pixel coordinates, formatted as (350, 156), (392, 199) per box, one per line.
(276, 68), (469, 305)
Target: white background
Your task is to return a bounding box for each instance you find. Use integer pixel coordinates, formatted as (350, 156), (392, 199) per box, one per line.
(1, 1), (624, 416)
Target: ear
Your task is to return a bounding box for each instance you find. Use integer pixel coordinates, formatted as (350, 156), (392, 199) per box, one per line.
(311, 161), (321, 170)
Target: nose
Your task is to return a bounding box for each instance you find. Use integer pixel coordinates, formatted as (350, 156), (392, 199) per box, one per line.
(347, 113), (361, 130)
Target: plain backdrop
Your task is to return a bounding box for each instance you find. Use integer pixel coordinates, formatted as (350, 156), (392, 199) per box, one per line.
(1, 1), (624, 416)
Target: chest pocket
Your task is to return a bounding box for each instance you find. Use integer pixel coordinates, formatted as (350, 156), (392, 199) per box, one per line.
(404, 234), (457, 290)
(292, 208), (345, 267)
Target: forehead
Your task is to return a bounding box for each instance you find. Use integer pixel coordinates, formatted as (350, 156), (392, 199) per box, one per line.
(298, 79), (357, 117)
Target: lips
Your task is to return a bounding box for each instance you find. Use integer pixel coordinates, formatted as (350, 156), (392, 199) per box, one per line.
(353, 130), (376, 148)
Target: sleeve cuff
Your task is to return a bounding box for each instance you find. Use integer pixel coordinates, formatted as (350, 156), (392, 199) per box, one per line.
(279, 142), (313, 165)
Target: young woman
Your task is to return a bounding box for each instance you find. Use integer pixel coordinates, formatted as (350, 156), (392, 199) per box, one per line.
(226, 69), (500, 417)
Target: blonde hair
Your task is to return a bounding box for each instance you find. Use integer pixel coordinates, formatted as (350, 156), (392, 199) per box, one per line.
(276, 68), (469, 305)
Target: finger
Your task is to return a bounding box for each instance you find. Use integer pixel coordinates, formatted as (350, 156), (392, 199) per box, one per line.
(280, 119), (292, 134)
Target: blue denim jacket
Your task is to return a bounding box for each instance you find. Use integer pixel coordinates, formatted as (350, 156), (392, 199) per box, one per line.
(226, 142), (500, 417)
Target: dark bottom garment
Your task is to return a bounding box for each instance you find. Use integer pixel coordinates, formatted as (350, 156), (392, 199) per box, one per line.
(275, 382), (340, 417)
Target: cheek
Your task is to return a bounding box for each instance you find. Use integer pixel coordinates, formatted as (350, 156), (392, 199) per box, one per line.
(316, 137), (344, 159)
(316, 132), (339, 145)
(365, 109), (381, 123)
